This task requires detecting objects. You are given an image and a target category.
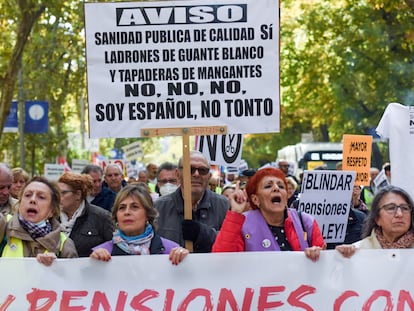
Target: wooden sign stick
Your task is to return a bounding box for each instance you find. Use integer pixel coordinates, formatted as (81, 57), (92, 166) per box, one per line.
(142, 126), (227, 252)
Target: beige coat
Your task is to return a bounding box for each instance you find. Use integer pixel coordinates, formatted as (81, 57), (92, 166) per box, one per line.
(354, 228), (414, 249)
(0, 213), (78, 258)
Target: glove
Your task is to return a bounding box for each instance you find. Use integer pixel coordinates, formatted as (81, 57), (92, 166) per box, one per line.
(182, 219), (201, 242)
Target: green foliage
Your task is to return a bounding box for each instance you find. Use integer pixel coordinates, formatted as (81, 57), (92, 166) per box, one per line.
(1, 0), (410, 172)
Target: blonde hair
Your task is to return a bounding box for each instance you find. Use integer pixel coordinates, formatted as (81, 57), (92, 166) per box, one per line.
(285, 176), (298, 191)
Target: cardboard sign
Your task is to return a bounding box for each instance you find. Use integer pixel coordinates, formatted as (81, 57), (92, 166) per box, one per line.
(342, 134), (372, 186)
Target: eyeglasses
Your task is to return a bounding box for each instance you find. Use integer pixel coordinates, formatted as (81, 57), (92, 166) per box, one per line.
(158, 179), (177, 184)
(380, 203), (412, 215)
(179, 166), (210, 176)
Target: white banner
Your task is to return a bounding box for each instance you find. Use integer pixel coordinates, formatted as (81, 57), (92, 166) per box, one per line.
(1, 250), (414, 310)
(84, 0), (280, 138)
(298, 170), (356, 244)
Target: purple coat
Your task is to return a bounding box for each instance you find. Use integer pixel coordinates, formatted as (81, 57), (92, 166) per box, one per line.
(93, 236), (179, 255)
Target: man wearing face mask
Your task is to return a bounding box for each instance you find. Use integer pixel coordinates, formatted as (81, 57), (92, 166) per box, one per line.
(156, 162), (179, 196)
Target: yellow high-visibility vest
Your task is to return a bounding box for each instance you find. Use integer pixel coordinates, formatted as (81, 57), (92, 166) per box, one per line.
(1, 216), (67, 258)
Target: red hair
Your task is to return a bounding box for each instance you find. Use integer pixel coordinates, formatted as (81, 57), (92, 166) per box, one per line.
(245, 167), (288, 209)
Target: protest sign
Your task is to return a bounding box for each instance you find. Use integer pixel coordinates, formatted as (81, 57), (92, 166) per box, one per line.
(84, 0), (280, 138)
(44, 164), (65, 181)
(342, 134), (372, 186)
(298, 170), (356, 243)
(1, 250), (414, 310)
(71, 159), (90, 174)
(122, 141), (143, 161)
(197, 134), (243, 167)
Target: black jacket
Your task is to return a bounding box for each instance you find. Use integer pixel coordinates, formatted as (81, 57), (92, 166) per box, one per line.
(91, 185), (117, 212)
(69, 201), (114, 257)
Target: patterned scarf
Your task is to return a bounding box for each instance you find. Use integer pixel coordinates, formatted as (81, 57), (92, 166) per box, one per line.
(18, 214), (52, 240)
(375, 227), (414, 249)
(112, 224), (154, 255)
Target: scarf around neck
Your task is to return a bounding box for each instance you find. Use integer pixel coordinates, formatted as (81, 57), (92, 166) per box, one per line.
(60, 201), (86, 236)
(375, 227), (414, 249)
(112, 224), (154, 255)
(18, 214), (52, 240)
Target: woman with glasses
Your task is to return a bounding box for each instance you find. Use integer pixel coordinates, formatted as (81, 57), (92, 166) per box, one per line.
(58, 172), (114, 257)
(336, 186), (414, 257)
(90, 184), (188, 265)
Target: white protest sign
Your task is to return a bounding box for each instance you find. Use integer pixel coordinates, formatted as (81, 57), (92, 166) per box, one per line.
(298, 170), (356, 243)
(2, 250), (414, 310)
(374, 168), (390, 192)
(197, 134), (243, 167)
(71, 159), (90, 174)
(125, 160), (138, 178)
(43, 164), (65, 181)
(84, 0), (280, 138)
(121, 141), (143, 161)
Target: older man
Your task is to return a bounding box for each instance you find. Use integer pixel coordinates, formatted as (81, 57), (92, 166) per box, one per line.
(103, 164), (126, 193)
(0, 163), (18, 216)
(155, 151), (229, 253)
(81, 164), (116, 212)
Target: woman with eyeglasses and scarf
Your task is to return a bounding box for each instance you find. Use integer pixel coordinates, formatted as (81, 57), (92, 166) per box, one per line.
(90, 184), (188, 265)
(0, 176), (78, 266)
(336, 186), (414, 258)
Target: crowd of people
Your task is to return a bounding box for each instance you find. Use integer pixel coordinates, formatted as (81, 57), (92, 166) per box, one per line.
(0, 153), (412, 267)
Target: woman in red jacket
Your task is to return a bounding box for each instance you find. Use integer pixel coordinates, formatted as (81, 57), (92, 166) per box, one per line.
(212, 167), (325, 261)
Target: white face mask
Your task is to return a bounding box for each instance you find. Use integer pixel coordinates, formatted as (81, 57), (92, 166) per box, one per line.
(159, 183), (178, 196)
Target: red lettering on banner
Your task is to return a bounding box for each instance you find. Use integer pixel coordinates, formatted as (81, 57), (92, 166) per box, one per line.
(216, 287), (254, 311)
(397, 290), (414, 311)
(257, 286), (285, 310)
(0, 295), (15, 311)
(6, 287), (414, 310)
(130, 289), (159, 311)
(362, 290), (392, 310)
(115, 291), (128, 311)
(241, 288), (255, 311)
(178, 288), (213, 310)
(27, 289), (57, 311)
(60, 290), (88, 310)
(163, 289), (175, 311)
(217, 288), (238, 310)
(90, 291), (111, 311)
(334, 290), (358, 310)
(287, 285), (315, 310)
